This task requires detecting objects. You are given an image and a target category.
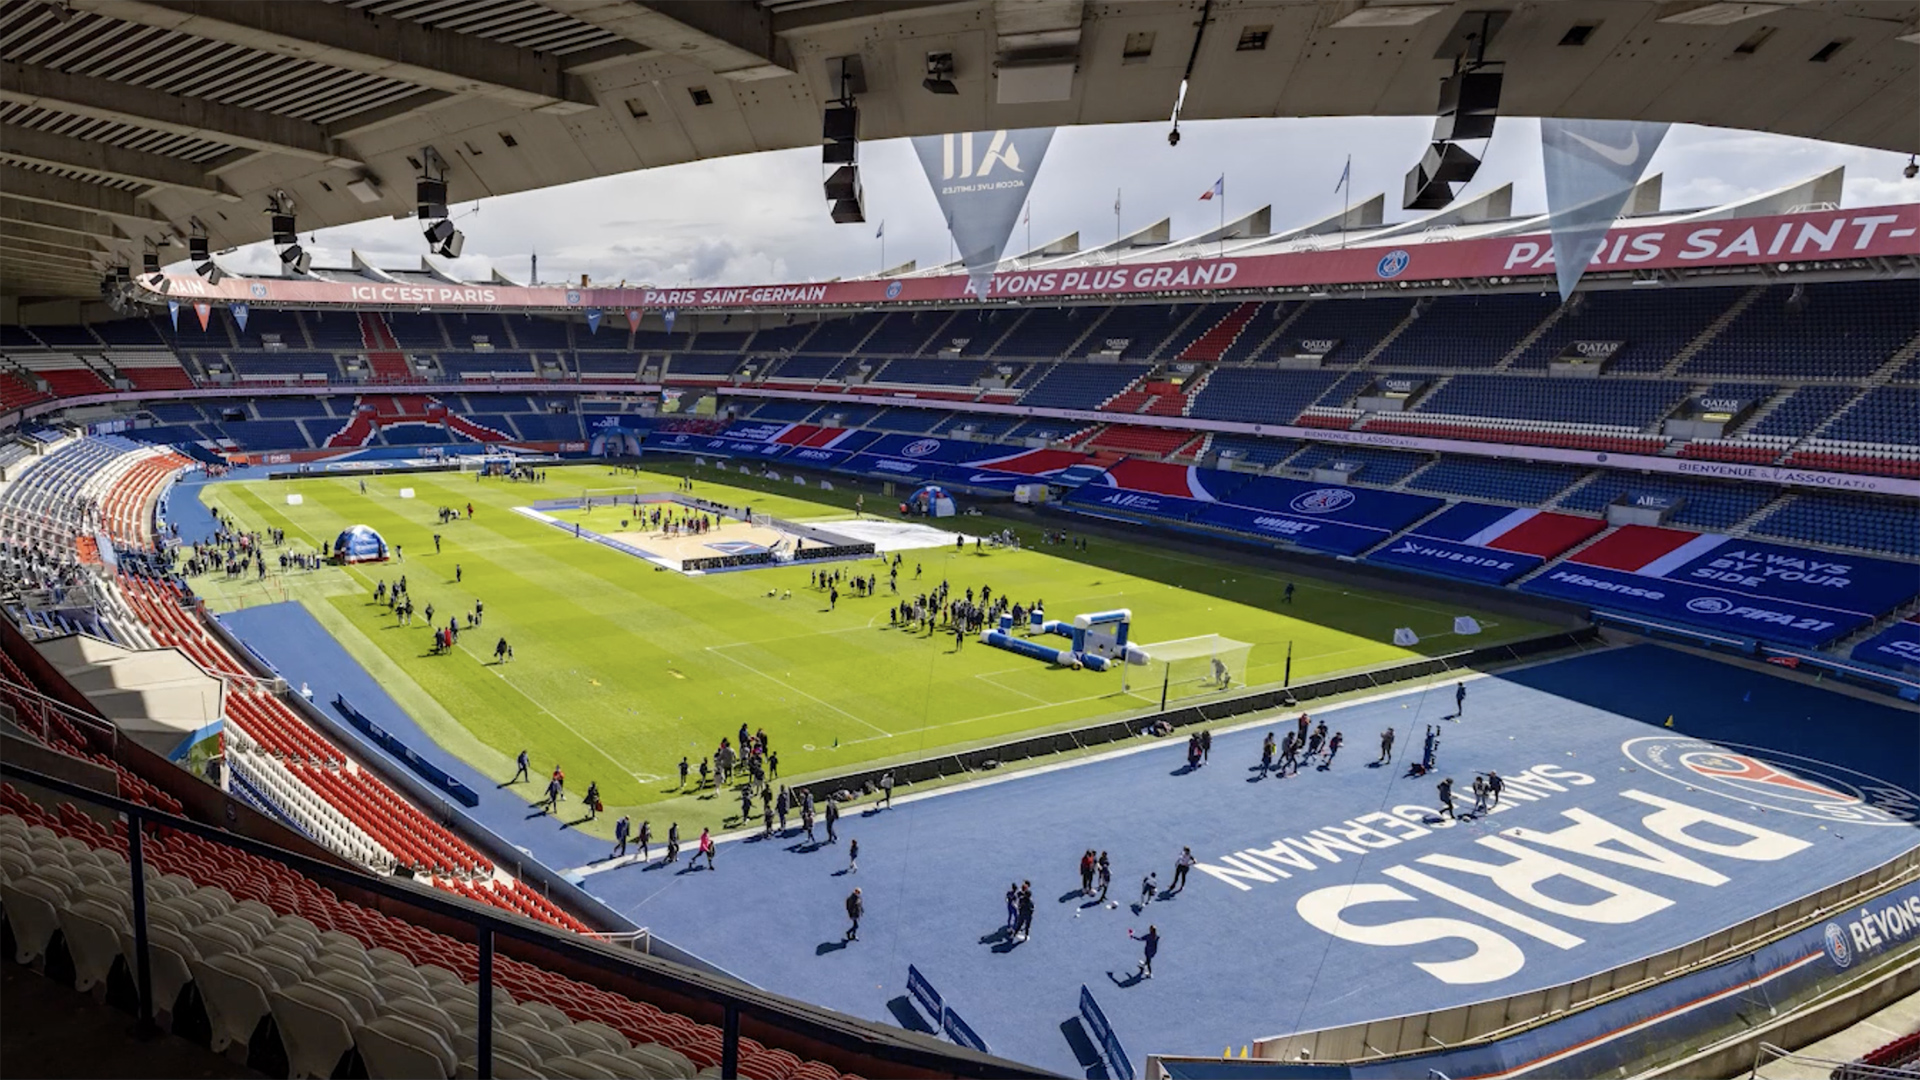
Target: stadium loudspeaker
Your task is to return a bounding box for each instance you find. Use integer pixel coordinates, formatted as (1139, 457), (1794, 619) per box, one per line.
(424, 218), (456, 246)
(437, 229), (464, 259)
(189, 235), (209, 262)
(1419, 139), (1482, 184)
(417, 177), (448, 220)
(270, 213), (297, 246)
(1403, 161), (1454, 211)
(1433, 69), (1502, 142)
(280, 245), (311, 274)
(143, 251), (160, 274)
(830, 196), (866, 224)
(823, 102), (858, 164)
(824, 164), (862, 203)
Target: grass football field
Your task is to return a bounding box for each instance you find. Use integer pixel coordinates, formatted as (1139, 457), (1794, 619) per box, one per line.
(193, 461), (1555, 825)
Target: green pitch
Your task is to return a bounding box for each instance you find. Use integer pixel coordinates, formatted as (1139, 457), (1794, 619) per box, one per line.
(196, 462), (1553, 822)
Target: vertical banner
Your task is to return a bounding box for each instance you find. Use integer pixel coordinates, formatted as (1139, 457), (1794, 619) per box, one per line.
(662, 308), (677, 334)
(912, 128), (1055, 298)
(167, 299), (180, 330)
(193, 302), (211, 330)
(1540, 118), (1669, 300)
(625, 308), (642, 330)
(585, 309), (602, 335)
(231, 302), (249, 334)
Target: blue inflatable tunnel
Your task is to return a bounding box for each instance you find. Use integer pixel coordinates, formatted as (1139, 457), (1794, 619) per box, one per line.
(332, 524), (390, 564)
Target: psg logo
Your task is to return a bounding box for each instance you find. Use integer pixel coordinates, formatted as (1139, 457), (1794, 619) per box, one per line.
(1686, 596), (1736, 614)
(566, 290), (582, 305)
(1823, 923), (1852, 968)
(1375, 249), (1411, 279)
(1622, 736), (1919, 826)
(885, 281), (904, 299)
(901, 439), (941, 458)
(1289, 488), (1356, 515)
(249, 283), (269, 299)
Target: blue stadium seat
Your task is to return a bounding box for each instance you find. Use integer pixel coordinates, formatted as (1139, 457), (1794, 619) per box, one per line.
(1681, 281), (1918, 379)
(1558, 474), (1777, 530)
(1417, 375), (1685, 428)
(1253, 297), (1412, 364)
(1083, 304), (1191, 359)
(1185, 368), (1342, 425)
(1821, 386), (1920, 446)
(993, 307), (1101, 358)
(873, 359), (989, 387)
(1752, 493), (1920, 558)
(1513, 287), (1741, 372)
(1017, 363), (1151, 409)
(1747, 385), (1858, 439)
(1407, 457), (1587, 504)
(1207, 434), (1299, 468)
(1286, 444), (1430, 484)
(1373, 294), (1559, 369)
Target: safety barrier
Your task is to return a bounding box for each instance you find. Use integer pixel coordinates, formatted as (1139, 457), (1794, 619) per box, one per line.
(333, 692), (480, 808)
(788, 627), (1600, 809)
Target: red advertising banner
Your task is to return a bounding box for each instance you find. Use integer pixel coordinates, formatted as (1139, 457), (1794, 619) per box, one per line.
(144, 204), (1919, 313)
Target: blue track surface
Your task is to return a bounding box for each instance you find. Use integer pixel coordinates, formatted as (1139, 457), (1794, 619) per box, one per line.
(219, 602), (612, 873)
(217, 606), (1920, 1075)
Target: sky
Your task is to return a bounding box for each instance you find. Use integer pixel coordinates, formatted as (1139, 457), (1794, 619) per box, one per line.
(207, 116), (1918, 287)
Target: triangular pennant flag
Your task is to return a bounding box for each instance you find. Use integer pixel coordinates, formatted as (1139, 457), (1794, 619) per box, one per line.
(585, 309), (602, 335)
(912, 128), (1056, 299)
(625, 308), (642, 330)
(1663, 715), (1674, 728)
(1540, 118), (1669, 301)
(231, 302), (249, 333)
(167, 299), (180, 330)
(193, 302), (211, 330)
(662, 308), (676, 333)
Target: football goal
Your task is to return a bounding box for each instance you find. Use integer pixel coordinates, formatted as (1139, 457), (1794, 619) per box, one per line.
(1124, 634), (1255, 708)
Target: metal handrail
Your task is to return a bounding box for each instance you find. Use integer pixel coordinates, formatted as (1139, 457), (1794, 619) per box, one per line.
(0, 759), (1053, 1080)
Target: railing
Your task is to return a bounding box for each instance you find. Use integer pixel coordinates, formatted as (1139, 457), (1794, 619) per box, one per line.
(1, 759), (1050, 1080)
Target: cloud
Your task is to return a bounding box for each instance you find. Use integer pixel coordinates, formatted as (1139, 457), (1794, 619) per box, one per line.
(193, 117), (1916, 285)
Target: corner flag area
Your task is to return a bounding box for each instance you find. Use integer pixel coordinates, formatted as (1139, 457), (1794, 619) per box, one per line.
(577, 644), (1920, 1075)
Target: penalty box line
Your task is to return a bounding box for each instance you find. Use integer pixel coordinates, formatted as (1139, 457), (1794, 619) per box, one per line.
(703, 643), (894, 740)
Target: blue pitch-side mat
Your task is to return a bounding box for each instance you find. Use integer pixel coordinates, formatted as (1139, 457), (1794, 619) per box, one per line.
(215, 596), (1920, 1074)
(575, 645), (1920, 1074)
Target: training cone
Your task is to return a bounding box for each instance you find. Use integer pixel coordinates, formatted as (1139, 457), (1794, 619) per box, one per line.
(1663, 715), (1674, 728)
(1223, 1048), (1232, 1059)
(1240, 1046), (1250, 1059)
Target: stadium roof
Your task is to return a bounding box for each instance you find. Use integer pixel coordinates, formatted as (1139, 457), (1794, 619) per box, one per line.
(5, 0), (1917, 303)
(135, 172), (1918, 314)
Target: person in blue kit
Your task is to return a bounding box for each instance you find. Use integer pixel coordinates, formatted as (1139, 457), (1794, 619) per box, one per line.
(1130, 924), (1159, 979)
(1454, 681), (1466, 718)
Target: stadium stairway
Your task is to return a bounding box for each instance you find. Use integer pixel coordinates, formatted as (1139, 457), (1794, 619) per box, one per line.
(1656, 286), (1762, 377)
(1175, 302), (1263, 363)
(356, 314), (416, 383)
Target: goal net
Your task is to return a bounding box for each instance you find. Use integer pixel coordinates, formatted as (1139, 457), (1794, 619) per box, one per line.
(1125, 634), (1255, 705)
(579, 487), (642, 509)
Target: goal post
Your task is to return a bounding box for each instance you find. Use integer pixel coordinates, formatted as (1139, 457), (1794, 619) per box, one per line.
(579, 486), (641, 509)
(1125, 634), (1255, 707)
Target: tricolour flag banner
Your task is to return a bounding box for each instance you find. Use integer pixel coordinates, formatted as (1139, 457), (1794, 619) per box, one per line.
(1540, 118), (1670, 301)
(911, 127), (1055, 298)
(1199, 174), (1224, 201)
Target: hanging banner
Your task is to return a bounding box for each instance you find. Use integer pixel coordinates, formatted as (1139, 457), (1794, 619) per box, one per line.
(167, 299), (180, 330)
(625, 308), (642, 330)
(1540, 118), (1670, 301)
(912, 127), (1056, 297)
(193, 302), (211, 330)
(585, 309), (602, 335)
(662, 309), (677, 333)
(231, 302), (249, 333)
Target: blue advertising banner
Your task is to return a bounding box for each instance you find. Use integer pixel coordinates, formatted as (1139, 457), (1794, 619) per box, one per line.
(1662, 538), (1920, 617)
(943, 1008), (989, 1054)
(780, 447), (853, 471)
(934, 464), (1043, 491)
(1226, 476), (1443, 533)
(720, 421), (794, 443)
(843, 454), (945, 481)
(1079, 985), (1134, 1080)
(1851, 620), (1920, 674)
(1194, 502), (1387, 557)
(1368, 534), (1544, 585)
(1067, 486), (1211, 521)
(906, 964), (943, 1028)
(856, 433), (993, 464)
(1523, 564), (1871, 647)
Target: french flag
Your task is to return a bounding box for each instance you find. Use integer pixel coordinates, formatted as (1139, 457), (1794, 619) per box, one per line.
(1199, 175), (1223, 201)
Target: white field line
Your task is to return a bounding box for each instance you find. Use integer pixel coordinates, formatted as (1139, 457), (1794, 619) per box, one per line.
(703, 642), (894, 739)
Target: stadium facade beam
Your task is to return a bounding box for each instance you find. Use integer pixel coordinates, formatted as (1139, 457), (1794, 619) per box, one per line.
(0, 166), (169, 222)
(0, 236), (109, 269)
(0, 62), (362, 168)
(768, 1), (974, 34)
(0, 198), (132, 241)
(0, 124), (236, 199)
(67, 0), (606, 116)
(529, 0), (793, 82)
(0, 223), (111, 257)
